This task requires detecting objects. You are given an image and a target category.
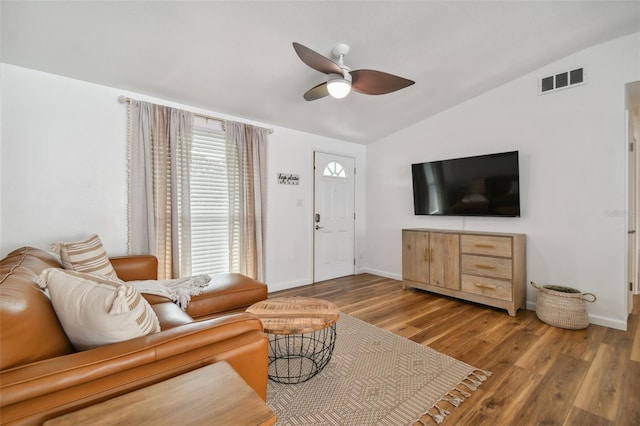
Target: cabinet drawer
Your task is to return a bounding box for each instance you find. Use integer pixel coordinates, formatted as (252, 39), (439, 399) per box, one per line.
(461, 275), (513, 301)
(461, 235), (512, 257)
(461, 255), (512, 280)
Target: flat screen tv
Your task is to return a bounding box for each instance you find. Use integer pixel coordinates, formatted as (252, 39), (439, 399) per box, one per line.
(412, 151), (520, 217)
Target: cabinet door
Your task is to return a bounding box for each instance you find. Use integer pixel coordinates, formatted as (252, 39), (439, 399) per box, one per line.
(402, 231), (429, 283)
(430, 233), (460, 290)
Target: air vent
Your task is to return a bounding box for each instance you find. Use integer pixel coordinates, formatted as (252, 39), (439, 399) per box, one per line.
(539, 67), (585, 94)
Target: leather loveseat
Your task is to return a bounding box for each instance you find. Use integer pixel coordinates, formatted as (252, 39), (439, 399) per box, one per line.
(0, 246), (269, 425)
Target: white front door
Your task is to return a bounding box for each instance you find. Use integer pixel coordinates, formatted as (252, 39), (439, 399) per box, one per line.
(313, 152), (355, 282)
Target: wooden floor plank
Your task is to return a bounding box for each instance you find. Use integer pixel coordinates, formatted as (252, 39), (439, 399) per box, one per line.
(479, 329), (544, 380)
(513, 353), (589, 425)
(269, 274), (640, 425)
(615, 358), (640, 424)
(560, 324), (607, 362)
(473, 310), (527, 343)
(625, 311), (640, 362)
(514, 326), (570, 376)
(415, 308), (485, 347)
(632, 320), (640, 362)
(571, 343), (628, 421)
(563, 407), (614, 426)
(449, 365), (542, 425)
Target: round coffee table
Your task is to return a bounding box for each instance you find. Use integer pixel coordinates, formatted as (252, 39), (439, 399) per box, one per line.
(246, 297), (339, 384)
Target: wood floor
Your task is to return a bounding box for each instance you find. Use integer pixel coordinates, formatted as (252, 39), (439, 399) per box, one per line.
(271, 273), (640, 426)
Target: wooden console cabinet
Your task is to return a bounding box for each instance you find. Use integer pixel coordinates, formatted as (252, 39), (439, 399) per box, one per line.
(402, 229), (526, 316)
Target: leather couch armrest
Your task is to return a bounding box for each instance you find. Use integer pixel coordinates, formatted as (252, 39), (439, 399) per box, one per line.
(110, 255), (158, 281)
(0, 313), (266, 410)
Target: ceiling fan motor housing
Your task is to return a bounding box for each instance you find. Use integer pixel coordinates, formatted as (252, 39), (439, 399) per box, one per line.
(329, 71), (352, 83)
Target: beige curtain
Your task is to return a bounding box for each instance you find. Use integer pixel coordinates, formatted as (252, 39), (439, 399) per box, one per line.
(128, 100), (193, 279)
(225, 121), (268, 282)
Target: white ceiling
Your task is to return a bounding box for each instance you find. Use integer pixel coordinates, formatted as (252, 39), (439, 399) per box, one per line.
(2, 1), (639, 144)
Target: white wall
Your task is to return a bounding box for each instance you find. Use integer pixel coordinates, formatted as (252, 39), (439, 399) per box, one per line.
(267, 130), (366, 292)
(364, 33), (640, 330)
(0, 64), (366, 292)
(1, 65), (129, 255)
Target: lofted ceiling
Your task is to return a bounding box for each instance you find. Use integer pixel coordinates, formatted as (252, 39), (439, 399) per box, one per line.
(2, 1), (639, 144)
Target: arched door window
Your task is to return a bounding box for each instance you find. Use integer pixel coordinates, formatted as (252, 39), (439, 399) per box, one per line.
(323, 161), (348, 178)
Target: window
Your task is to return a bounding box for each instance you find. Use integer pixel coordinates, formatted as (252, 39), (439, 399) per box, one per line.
(323, 161), (347, 178)
(189, 118), (239, 275)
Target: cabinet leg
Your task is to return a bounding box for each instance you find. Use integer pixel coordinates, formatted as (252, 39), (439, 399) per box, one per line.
(507, 308), (516, 317)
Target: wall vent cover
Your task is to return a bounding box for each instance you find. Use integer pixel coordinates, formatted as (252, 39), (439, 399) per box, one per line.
(539, 67), (585, 94)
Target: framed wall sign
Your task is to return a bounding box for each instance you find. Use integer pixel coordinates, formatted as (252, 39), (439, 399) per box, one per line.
(278, 173), (300, 185)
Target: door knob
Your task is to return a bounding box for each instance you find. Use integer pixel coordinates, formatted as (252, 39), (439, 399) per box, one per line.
(315, 225), (324, 230)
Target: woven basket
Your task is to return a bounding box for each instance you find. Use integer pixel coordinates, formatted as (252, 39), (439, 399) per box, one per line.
(530, 282), (596, 330)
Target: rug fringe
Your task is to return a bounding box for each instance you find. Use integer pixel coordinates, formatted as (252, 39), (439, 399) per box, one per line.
(441, 393), (462, 407)
(412, 369), (491, 425)
(453, 387), (471, 398)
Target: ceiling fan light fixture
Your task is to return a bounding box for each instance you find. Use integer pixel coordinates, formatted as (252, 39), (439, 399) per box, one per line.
(327, 73), (351, 99)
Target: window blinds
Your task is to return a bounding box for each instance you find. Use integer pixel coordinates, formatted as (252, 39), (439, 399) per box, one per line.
(190, 123), (238, 275)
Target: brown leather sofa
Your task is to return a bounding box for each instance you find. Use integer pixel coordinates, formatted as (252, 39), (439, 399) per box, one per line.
(0, 247), (269, 425)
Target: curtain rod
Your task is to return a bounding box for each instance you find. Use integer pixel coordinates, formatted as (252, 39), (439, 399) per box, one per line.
(118, 95), (273, 134)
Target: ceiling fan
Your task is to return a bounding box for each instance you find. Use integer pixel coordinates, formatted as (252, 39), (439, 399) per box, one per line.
(292, 42), (415, 101)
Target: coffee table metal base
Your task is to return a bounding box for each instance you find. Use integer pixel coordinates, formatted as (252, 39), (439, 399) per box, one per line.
(267, 323), (337, 384)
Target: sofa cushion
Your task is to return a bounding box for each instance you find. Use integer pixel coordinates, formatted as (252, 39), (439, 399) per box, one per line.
(0, 247), (74, 370)
(151, 302), (194, 330)
(51, 234), (118, 279)
(111, 255), (158, 281)
(36, 269), (160, 351)
(186, 273), (268, 319)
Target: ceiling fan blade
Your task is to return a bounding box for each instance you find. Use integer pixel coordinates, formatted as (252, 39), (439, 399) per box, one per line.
(351, 69), (415, 95)
(293, 42), (344, 76)
(303, 82), (330, 101)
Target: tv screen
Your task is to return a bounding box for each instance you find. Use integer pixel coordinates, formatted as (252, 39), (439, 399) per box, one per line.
(412, 151), (520, 217)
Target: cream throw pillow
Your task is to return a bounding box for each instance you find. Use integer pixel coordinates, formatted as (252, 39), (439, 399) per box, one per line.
(51, 234), (118, 279)
(36, 268), (160, 351)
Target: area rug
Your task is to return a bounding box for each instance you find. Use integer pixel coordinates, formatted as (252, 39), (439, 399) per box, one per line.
(267, 313), (490, 425)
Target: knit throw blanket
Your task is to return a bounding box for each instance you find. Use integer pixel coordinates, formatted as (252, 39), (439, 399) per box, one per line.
(129, 274), (211, 310)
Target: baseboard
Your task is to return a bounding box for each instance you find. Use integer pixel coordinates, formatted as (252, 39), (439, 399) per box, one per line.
(526, 301), (627, 331)
(357, 267), (402, 281)
(267, 278), (312, 293)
